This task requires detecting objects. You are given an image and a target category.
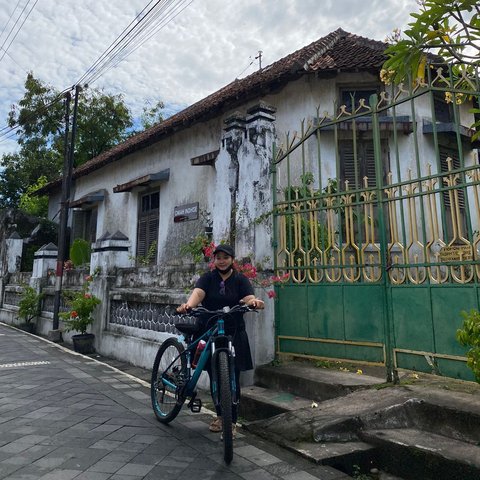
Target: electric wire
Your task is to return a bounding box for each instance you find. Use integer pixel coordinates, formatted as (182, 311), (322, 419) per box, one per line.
(0, 88), (71, 143)
(79, 0), (193, 87)
(0, 0), (194, 145)
(75, 0), (162, 87)
(0, 0), (39, 63)
(0, 0), (23, 43)
(85, 0), (186, 84)
(89, 0), (194, 84)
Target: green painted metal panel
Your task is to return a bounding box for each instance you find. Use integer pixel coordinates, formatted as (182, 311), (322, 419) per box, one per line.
(343, 285), (385, 342)
(343, 344), (384, 363)
(390, 287), (434, 352)
(279, 338), (346, 359)
(279, 338), (383, 363)
(308, 285), (345, 340)
(431, 286), (478, 356)
(395, 352), (435, 374)
(436, 358), (475, 381)
(276, 286), (309, 337)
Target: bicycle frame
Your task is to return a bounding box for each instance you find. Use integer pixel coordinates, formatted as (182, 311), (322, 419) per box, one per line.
(163, 314), (237, 408)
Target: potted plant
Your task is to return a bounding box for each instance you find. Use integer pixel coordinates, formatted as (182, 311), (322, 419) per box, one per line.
(17, 285), (44, 333)
(60, 275), (101, 354)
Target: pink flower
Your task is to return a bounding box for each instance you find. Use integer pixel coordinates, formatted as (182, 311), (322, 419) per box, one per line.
(267, 290), (276, 298)
(85, 275), (93, 282)
(202, 242), (216, 259)
(84, 293), (92, 299)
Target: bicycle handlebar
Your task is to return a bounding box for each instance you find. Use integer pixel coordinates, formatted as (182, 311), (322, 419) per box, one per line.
(183, 304), (257, 317)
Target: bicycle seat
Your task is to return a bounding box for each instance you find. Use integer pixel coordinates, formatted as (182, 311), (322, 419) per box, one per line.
(175, 323), (200, 335)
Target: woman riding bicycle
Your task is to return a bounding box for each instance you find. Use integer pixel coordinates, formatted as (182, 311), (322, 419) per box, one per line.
(177, 244), (264, 435)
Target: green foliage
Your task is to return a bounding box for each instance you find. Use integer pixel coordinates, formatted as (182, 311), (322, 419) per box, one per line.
(139, 99), (165, 130)
(60, 276), (101, 334)
(18, 176), (49, 217)
(74, 89), (133, 165)
(383, 1), (480, 84)
(180, 235), (212, 263)
(0, 72), (134, 209)
(456, 309), (480, 383)
(18, 285), (44, 324)
(130, 240), (158, 266)
(69, 238), (91, 267)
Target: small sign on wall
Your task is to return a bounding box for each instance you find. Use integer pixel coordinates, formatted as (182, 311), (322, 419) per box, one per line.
(439, 245), (473, 261)
(174, 202), (199, 223)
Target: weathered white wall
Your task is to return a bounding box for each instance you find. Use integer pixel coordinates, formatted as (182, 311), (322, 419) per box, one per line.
(43, 69), (479, 375)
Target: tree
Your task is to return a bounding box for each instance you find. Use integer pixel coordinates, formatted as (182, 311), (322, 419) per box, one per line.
(382, 0), (480, 84)
(139, 99), (165, 130)
(0, 73), (134, 209)
(18, 176), (49, 217)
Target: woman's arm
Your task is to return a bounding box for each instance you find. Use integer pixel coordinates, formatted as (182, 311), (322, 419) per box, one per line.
(241, 294), (265, 310)
(177, 288), (206, 313)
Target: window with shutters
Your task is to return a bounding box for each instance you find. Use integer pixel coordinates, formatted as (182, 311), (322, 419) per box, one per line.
(339, 139), (389, 242)
(136, 190), (159, 262)
(433, 92), (453, 123)
(339, 140), (378, 190)
(71, 208), (98, 245)
(439, 147), (467, 240)
(340, 89), (378, 113)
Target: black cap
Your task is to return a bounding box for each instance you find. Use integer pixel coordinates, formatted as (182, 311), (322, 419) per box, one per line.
(213, 244), (235, 257)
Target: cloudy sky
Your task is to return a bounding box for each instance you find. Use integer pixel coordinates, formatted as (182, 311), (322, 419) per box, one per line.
(0, 0), (419, 156)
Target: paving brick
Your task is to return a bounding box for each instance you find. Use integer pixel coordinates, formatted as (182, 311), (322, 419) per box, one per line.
(0, 326), (352, 480)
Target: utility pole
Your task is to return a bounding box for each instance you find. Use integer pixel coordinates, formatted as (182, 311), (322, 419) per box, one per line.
(256, 50), (263, 70)
(50, 85), (81, 341)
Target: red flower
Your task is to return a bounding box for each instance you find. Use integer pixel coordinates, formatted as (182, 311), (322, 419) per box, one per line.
(84, 293), (92, 299)
(71, 311), (79, 318)
(202, 242), (216, 260)
(267, 290), (276, 298)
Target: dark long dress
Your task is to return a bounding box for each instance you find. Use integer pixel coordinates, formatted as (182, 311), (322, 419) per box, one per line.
(195, 268), (254, 371)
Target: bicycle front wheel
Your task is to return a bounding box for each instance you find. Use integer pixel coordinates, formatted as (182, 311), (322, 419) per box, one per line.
(151, 337), (187, 423)
(218, 351), (233, 464)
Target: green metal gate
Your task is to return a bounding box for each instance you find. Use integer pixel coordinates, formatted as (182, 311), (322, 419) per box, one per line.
(272, 68), (480, 381)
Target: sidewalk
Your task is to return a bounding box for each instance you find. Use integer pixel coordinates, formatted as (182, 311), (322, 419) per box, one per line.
(0, 323), (350, 480)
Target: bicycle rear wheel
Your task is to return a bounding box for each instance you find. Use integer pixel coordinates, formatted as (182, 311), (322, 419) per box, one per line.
(151, 337), (187, 423)
(218, 351), (233, 464)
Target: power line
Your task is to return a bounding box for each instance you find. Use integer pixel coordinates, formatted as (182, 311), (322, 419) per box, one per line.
(0, 0), (23, 42)
(0, 0), (39, 64)
(78, 0), (194, 87)
(0, 0), (194, 145)
(0, 87), (71, 143)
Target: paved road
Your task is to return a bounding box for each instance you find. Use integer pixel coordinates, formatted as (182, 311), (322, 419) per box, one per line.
(0, 324), (349, 480)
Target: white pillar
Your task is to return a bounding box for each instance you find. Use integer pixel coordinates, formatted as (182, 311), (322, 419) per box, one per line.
(5, 232), (23, 273)
(90, 231), (133, 275)
(32, 242), (58, 279)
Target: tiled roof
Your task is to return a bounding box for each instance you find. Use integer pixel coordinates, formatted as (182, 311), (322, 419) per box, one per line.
(41, 28), (387, 194)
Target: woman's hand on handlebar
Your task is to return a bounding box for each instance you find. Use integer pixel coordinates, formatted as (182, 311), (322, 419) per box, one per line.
(176, 303), (192, 314)
(245, 298), (265, 310)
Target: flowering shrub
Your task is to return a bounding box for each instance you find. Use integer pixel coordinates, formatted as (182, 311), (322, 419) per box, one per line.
(180, 235), (215, 263)
(60, 275), (101, 334)
(234, 263), (289, 298)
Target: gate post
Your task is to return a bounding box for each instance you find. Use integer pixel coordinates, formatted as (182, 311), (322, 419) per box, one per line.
(371, 94), (397, 383)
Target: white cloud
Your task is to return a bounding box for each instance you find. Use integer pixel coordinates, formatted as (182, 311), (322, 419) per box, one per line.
(0, 0), (419, 156)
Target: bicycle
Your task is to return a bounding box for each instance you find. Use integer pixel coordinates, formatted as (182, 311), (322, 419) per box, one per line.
(150, 303), (256, 464)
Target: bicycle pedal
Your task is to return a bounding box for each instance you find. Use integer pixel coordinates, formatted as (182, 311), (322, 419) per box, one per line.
(189, 398), (202, 413)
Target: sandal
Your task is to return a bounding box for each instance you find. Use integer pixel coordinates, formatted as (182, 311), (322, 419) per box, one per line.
(220, 424), (237, 440)
(209, 417), (222, 432)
